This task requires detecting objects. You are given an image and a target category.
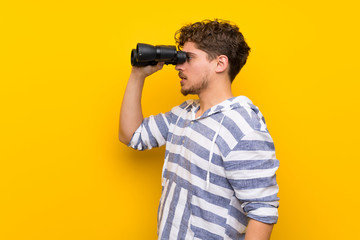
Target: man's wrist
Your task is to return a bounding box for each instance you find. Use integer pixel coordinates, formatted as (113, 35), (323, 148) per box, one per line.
(130, 69), (147, 80)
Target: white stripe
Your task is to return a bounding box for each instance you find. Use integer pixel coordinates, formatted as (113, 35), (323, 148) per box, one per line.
(204, 117), (238, 150)
(165, 144), (227, 180)
(248, 207), (278, 217)
(185, 229), (194, 240)
(235, 184), (279, 200)
(169, 188), (188, 239)
(166, 161), (234, 197)
(243, 106), (253, 119)
(129, 132), (140, 149)
(187, 127), (213, 146)
(166, 139), (226, 176)
(161, 103), (191, 179)
(260, 120), (267, 131)
(245, 201), (279, 208)
(172, 124), (190, 137)
(228, 110), (253, 134)
(241, 130), (273, 142)
(191, 215), (225, 236)
(231, 196), (247, 214)
(226, 215), (247, 234)
(148, 116), (166, 146)
(140, 125), (151, 149)
(227, 167), (278, 180)
(158, 179), (169, 226)
(183, 146), (226, 177)
(184, 214), (195, 239)
(225, 150), (276, 161)
(158, 182), (177, 237)
(161, 113), (170, 128)
(191, 195), (227, 217)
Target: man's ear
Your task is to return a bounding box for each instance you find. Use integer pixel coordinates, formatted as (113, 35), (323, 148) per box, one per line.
(215, 55), (229, 73)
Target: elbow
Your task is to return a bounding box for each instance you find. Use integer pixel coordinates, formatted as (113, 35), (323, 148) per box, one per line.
(118, 135), (129, 146)
(118, 130), (131, 146)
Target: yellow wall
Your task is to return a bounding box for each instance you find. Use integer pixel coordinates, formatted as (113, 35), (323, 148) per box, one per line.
(1, 0), (359, 239)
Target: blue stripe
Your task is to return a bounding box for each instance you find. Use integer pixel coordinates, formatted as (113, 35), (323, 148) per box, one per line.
(233, 140), (275, 151)
(161, 184), (182, 239)
(224, 159), (279, 171)
(154, 113), (170, 140)
(214, 105), (224, 112)
(229, 175), (278, 190)
(210, 152), (225, 167)
(222, 115), (245, 140)
(261, 116), (267, 125)
(143, 118), (158, 147)
(250, 104), (259, 114)
(228, 205), (249, 226)
(192, 121), (216, 141)
(165, 170), (231, 209)
(134, 138), (145, 150)
(216, 135), (232, 157)
(167, 152), (233, 190)
(236, 107), (262, 130)
(164, 111), (174, 124)
(167, 136), (225, 168)
(179, 100), (192, 109)
(225, 224), (245, 240)
(247, 214), (278, 224)
(191, 225), (223, 240)
(240, 193), (280, 202)
(171, 134), (212, 159)
(159, 180), (174, 225)
(243, 202), (277, 212)
(177, 191), (192, 240)
(172, 117), (187, 128)
(191, 204), (226, 227)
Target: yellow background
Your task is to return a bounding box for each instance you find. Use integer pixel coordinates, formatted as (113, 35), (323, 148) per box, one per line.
(1, 0), (359, 239)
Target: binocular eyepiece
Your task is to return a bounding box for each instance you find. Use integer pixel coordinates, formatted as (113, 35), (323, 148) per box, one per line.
(131, 43), (187, 67)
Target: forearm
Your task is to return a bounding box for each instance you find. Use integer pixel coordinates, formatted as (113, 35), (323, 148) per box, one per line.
(119, 64), (164, 145)
(119, 72), (145, 145)
(245, 219), (273, 240)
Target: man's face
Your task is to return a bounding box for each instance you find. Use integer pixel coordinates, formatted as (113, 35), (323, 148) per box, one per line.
(175, 42), (216, 96)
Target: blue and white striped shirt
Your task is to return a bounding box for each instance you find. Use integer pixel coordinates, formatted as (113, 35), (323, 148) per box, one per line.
(129, 96), (279, 240)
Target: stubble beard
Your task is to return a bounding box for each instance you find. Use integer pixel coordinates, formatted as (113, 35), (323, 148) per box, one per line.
(181, 75), (209, 96)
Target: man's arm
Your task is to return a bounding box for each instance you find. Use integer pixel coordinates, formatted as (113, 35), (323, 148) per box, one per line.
(118, 63), (164, 145)
(245, 219), (274, 240)
(222, 126), (279, 238)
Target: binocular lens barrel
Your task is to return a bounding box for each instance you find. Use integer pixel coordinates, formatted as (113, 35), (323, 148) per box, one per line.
(131, 43), (186, 66)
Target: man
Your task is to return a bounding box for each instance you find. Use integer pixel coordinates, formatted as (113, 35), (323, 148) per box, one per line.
(119, 19), (279, 240)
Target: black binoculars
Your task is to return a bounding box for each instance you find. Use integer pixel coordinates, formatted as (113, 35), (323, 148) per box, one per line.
(131, 43), (187, 67)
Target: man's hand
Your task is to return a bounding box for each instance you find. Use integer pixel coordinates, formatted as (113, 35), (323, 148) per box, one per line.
(131, 62), (165, 79)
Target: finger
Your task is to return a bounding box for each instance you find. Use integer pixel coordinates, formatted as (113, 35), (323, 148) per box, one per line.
(158, 62), (165, 69)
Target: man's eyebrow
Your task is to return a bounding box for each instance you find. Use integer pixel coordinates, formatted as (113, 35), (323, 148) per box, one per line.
(186, 52), (196, 56)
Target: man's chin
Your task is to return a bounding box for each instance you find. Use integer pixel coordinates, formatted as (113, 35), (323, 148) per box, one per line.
(181, 88), (195, 96)
(181, 89), (189, 96)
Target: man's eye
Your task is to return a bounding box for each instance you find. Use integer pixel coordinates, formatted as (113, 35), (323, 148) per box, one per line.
(186, 55), (193, 61)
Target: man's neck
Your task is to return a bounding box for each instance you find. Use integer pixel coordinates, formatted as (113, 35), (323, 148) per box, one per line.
(195, 80), (233, 118)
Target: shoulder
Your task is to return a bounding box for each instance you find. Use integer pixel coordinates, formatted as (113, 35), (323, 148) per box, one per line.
(225, 102), (267, 134)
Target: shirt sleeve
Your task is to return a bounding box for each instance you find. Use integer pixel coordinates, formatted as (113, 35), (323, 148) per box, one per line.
(128, 111), (172, 151)
(223, 129), (280, 224)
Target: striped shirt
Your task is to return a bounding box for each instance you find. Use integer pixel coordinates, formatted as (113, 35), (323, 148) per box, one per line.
(129, 96), (279, 240)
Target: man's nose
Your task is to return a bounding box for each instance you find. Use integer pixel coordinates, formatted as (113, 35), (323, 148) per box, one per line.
(175, 62), (184, 71)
